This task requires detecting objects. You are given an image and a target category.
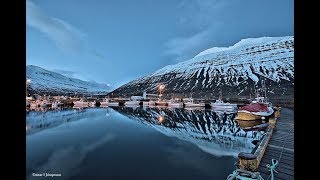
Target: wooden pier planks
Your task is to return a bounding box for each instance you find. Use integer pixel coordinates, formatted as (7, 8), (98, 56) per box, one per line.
(258, 108), (294, 180)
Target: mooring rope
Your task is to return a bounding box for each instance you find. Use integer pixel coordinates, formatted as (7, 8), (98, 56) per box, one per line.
(266, 125), (294, 180)
(266, 159), (278, 180)
(227, 169), (264, 180)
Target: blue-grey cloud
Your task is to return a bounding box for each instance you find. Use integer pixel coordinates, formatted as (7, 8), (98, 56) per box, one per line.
(26, 0), (106, 60)
(165, 0), (293, 63)
(164, 29), (213, 62)
(165, 0), (227, 62)
(26, 0), (87, 53)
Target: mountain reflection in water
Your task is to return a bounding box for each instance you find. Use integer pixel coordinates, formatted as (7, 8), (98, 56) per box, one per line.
(26, 107), (265, 180)
(110, 106), (263, 157)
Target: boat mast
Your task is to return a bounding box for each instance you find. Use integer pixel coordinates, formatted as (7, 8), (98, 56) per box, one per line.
(261, 78), (267, 98)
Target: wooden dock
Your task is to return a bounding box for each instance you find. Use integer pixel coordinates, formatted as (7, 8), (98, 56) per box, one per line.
(258, 108), (294, 180)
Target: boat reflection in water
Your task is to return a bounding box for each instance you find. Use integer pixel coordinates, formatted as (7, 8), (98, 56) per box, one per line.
(110, 106), (264, 157)
(26, 107), (91, 135)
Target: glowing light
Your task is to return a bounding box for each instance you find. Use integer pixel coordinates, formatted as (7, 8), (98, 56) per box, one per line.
(26, 79), (31, 83)
(158, 115), (165, 123)
(158, 84), (165, 90)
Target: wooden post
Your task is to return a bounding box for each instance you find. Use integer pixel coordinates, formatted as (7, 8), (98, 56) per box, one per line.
(238, 153), (258, 171)
(274, 106), (281, 118)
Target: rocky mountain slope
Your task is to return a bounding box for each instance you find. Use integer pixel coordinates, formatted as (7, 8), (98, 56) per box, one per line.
(111, 36), (294, 101)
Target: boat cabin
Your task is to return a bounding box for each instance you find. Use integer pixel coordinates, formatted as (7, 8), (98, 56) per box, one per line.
(252, 97), (268, 104)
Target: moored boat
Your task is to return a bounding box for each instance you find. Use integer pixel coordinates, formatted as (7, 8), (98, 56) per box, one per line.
(142, 100), (156, 106)
(100, 98), (119, 106)
(184, 97), (205, 107)
(125, 100), (140, 106)
(236, 96), (274, 121)
(210, 91), (237, 111)
(236, 79), (274, 124)
(51, 101), (63, 109)
(167, 99), (183, 108)
(40, 100), (52, 108)
(73, 99), (90, 107)
(211, 99), (237, 111)
(155, 100), (167, 106)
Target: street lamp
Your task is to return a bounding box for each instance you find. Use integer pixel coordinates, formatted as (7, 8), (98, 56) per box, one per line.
(158, 84), (165, 99)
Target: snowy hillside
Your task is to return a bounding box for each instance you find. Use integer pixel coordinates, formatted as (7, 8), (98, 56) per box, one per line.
(111, 36), (294, 100)
(26, 65), (111, 95)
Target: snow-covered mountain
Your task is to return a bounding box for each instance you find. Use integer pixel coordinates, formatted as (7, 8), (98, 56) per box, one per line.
(112, 106), (263, 157)
(26, 65), (111, 95)
(111, 36), (294, 100)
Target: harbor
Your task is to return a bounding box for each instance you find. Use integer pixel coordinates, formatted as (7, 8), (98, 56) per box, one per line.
(26, 83), (294, 180)
(25, 1), (294, 179)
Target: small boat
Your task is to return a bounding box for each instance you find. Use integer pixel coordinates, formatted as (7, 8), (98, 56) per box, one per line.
(148, 100), (156, 106)
(236, 79), (274, 122)
(89, 100), (97, 107)
(184, 97), (205, 107)
(52, 101), (59, 109)
(73, 99), (90, 107)
(211, 99), (237, 111)
(125, 100), (140, 106)
(100, 98), (119, 106)
(30, 101), (38, 109)
(236, 96), (274, 121)
(40, 100), (52, 108)
(184, 107), (205, 111)
(142, 100), (156, 106)
(167, 99), (183, 108)
(155, 99), (167, 106)
(211, 90), (237, 111)
(142, 101), (149, 106)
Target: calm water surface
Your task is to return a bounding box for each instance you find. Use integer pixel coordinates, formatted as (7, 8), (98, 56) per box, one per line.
(26, 106), (263, 180)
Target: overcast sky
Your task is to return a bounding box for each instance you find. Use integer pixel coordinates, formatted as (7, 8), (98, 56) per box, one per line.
(26, 0), (293, 89)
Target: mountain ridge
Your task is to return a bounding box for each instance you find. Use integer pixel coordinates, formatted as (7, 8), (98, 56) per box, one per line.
(26, 65), (110, 95)
(110, 36), (294, 102)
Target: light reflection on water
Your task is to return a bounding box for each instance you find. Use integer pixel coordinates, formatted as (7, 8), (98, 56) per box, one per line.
(26, 106), (263, 180)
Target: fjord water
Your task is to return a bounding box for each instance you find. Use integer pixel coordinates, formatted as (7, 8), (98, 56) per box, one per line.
(26, 107), (262, 180)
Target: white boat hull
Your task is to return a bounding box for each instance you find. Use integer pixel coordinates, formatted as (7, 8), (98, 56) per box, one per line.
(125, 101), (140, 106)
(211, 104), (237, 111)
(168, 102), (183, 108)
(184, 102), (205, 107)
(238, 107), (274, 117)
(236, 106), (274, 121)
(100, 102), (119, 106)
